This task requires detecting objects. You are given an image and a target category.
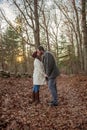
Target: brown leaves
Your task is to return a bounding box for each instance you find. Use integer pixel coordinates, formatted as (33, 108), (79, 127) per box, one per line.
(0, 75), (87, 129)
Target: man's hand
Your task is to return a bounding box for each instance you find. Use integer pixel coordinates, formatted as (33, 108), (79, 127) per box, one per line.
(45, 74), (48, 77)
(45, 74), (48, 81)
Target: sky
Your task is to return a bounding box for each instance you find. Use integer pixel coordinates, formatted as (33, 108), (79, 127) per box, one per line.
(0, 0), (16, 31)
(0, 0), (62, 34)
(0, 0), (53, 31)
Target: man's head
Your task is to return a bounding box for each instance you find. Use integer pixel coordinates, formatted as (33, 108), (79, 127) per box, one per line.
(37, 46), (45, 56)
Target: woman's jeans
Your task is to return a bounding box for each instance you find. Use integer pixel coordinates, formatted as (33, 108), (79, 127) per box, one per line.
(48, 78), (58, 104)
(33, 85), (40, 93)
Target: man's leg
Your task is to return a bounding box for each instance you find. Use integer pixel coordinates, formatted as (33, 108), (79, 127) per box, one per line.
(48, 78), (58, 105)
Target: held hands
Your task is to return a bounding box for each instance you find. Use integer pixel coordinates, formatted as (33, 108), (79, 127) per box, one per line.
(45, 74), (48, 81)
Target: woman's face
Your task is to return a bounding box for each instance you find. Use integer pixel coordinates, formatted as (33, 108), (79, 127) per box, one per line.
(37, 49), (42, 56)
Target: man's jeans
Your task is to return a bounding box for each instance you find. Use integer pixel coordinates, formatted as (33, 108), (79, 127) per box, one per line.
(48, 78), (58, 104)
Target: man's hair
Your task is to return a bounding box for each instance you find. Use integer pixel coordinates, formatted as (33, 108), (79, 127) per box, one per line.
(38, 46), (44, 51)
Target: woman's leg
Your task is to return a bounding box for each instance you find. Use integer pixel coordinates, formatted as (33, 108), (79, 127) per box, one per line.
(33, 85), (40, 93)
(33, 85), (40, 104)
(32, 85), (36, 102)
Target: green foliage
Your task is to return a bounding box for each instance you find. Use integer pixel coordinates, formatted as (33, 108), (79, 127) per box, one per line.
(2, 26), (20, 61)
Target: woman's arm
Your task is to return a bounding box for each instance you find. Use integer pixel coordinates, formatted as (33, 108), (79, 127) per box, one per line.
(34, 59), (46, 77)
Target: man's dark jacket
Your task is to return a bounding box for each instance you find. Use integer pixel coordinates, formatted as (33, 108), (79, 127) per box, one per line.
(43, 51), (60, 79)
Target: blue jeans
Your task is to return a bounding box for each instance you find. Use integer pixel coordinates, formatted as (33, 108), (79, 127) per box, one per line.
(33, 85), (40, 93)
(48, 78), (58, 104)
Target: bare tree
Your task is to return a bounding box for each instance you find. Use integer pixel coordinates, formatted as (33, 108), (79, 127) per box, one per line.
(72, 0), (84, 70)
(34, 0), (40, 47)
(0, 9), (35, 47)
(81, 0), (87, 73)
(54, 0), (85, 72)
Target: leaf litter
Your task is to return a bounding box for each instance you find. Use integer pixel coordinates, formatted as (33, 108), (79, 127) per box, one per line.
(0, 75), (87, 130)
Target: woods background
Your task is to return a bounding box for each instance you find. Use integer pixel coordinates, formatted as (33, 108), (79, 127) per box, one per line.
(0, 0), (87, 76)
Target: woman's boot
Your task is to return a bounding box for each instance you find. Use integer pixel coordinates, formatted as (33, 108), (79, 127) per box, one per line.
(29, 91), (35, 104)
(32, 91), (35, 102)
(35, 91), (40, 105)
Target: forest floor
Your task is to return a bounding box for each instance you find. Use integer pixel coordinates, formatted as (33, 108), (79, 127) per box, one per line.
(0, 75), (87, 130)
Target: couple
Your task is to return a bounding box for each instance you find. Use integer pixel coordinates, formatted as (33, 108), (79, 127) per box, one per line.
(32, 46), (60, 106)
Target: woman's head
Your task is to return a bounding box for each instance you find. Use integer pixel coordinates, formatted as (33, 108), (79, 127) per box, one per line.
(32, 51), (41, 60)
(32, 51), (37, 58)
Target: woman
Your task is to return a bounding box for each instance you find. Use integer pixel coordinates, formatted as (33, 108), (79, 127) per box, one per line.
(32, 51), (46, 104)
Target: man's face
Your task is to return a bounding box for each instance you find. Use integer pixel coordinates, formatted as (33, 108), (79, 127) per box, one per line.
(37, 49), (43, 56)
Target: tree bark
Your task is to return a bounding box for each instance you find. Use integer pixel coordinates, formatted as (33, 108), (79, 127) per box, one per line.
(42, 11), (50, 51)
(81, 0), (87, 73)
(72, 0), (84, 71)
(34, 0), (40, 47)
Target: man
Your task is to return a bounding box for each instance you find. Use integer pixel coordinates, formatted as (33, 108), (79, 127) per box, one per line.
(37, 46), (60, 106)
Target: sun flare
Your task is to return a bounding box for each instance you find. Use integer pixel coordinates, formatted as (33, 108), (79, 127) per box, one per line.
(16, 56), (23, 63)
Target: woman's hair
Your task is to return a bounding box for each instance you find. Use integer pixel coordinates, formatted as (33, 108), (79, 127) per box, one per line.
(32, 51), (37, 58)
(32, 51), (41, 61)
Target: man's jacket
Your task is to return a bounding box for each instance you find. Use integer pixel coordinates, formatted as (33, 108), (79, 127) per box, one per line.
(43, 51), (60, 79)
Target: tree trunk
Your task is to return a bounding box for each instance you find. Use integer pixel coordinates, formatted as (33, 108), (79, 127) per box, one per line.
(42, 11), (50, 51)
(72, 0), (84, 71)
(22, 40), (27, 74)
(0, 34), (4, 70)
(82, 0), (87, 74)
(34, 0), (40, 47)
